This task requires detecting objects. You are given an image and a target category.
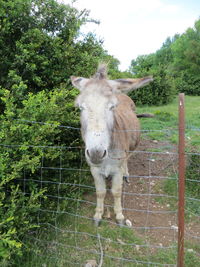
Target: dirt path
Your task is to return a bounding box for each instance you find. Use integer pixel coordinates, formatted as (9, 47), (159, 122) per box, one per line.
(122, 139), (178, 247)
(84, 139), (200, 251)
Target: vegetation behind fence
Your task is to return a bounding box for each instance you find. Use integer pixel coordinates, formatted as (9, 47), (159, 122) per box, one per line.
(1, 0), (200, 265)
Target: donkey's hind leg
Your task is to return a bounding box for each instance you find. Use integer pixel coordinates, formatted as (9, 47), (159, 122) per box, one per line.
(123, 161), (130, 184)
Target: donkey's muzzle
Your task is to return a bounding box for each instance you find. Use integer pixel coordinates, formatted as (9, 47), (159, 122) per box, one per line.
(86, 149), (107, 164)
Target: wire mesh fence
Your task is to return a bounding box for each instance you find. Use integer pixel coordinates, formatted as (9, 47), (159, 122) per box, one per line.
(1, 105), (200, 266)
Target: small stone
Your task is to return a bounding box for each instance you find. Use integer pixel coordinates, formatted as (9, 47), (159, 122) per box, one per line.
(84, 260), (98, 267)
(135, 245), (140, 251)
(171, 225), (178, 231)
(117, 238), (126, 245)
(125, 219), (132, 228)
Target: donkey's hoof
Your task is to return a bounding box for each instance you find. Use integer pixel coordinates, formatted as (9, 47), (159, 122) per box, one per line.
(123, 176), (130, 184)
(117, 219), (125, 227)
(93, 218), (101, 227)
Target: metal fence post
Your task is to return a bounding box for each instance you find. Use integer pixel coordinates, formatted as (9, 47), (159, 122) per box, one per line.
(177, 93), (186, 267)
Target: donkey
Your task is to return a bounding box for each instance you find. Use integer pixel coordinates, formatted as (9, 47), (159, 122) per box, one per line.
(71, 64), (153, 225)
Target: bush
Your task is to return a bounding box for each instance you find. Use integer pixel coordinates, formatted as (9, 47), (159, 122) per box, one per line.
(0, 86), (90, 263)
(173, 72), (200, 96)
(129, 67), (176, 106)
(0, 0), (121, 263)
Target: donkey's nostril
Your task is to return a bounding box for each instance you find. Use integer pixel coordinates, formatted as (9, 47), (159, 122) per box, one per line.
(102, 150), (107, 158)
(86, 149), (107, 164)
(86, 149), (90, 158)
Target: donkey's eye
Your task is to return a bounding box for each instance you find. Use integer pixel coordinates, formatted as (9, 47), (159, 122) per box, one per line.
(78, 103), (87, 111)
(108, 103), (115, 110)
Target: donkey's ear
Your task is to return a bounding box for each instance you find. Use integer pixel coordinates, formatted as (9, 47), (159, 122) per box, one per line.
(70, 76), (89, 91)
(108, 76), (153, 93)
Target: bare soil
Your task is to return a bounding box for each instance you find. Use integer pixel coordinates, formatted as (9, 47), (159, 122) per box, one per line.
(85, 139), (200, 248)
(122, 139), (178, 247)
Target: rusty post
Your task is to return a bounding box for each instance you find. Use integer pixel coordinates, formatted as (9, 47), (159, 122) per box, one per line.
(177, 93), (186, 267)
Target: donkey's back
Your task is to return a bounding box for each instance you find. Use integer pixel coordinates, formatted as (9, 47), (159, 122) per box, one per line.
(112, 94), (140, 153)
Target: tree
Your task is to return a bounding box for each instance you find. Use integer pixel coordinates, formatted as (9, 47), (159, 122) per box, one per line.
(129, 18), (200, 101)
(0, 0), (121, 263)
(0, 0), (105, 94)
(171, 19), (200, 95)
(129, 45), (175, 105)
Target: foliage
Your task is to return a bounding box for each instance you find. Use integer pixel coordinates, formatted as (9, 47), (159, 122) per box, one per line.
(0, 0), (80, 90)
(129, 18), (200, 105)
(1, 0), (199, 263)
(0, 0), (121, 263)
(0, 0), (121, 97)
(170, 20), (200, 95)
(0, 84), (87, 263)
(129, 53), (175, 105)
(130, 59), (174, 105)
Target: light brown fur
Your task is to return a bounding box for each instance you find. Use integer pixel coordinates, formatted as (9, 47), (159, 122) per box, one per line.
(71, 65), (153, 224)
(111, 94), (140, 153)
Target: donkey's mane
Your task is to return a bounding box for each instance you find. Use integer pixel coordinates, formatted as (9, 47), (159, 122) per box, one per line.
(93, 63), (108, 80)
(111, 94), (140, 152)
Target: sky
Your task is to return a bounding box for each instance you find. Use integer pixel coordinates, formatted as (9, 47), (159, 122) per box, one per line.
(59, 0), (200, 70)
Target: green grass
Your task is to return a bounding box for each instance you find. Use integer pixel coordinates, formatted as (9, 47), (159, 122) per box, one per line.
(137, 95), (200, 149)
(137, 95), (200, 123)
(143, 95), (200, 214)
(16, 209), (178, 267)
(15, 95), (200, 266)
(16, 204), (200, 266)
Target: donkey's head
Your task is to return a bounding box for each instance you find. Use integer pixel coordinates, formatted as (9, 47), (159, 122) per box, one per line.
(71, 64), (152, 165)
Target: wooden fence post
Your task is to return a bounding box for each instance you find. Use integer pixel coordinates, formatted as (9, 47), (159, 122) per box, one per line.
(177, 93), (186, 267)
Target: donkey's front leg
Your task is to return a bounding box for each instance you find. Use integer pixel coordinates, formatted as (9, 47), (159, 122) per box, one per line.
(91, 167), (106, 226)
(111, 172), (124, 225)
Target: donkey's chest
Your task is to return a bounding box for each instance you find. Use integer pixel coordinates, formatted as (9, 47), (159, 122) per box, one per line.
(98, 157), (124, 178)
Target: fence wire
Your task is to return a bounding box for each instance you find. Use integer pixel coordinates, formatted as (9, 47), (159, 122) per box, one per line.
(2, 119), (200, 266)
